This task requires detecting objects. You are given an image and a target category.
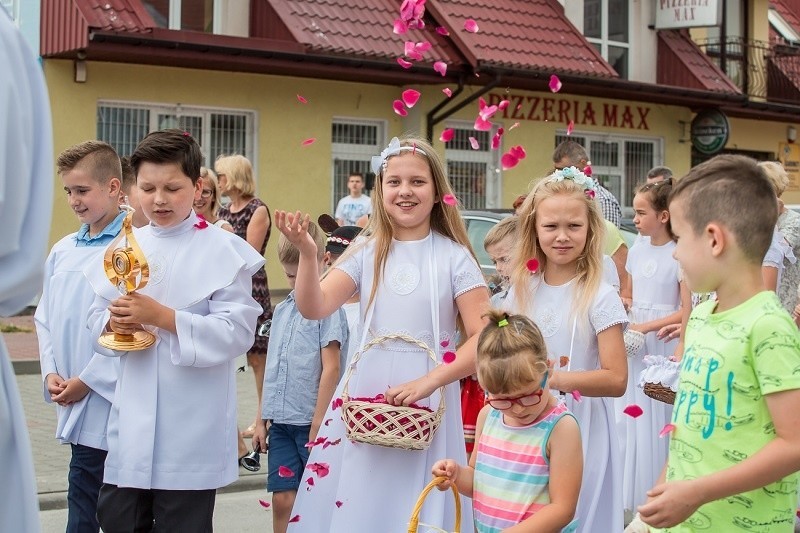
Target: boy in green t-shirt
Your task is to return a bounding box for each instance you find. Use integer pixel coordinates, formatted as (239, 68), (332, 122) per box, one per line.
(638, 155), (800, 532)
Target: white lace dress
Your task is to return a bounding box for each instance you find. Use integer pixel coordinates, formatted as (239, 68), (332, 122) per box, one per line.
(288, 231), (485, 533)
(617, 240), (680, 513)
(504, 277), (628, 533)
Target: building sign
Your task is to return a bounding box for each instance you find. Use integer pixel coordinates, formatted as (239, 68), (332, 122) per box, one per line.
(655, 0), (721, 29)
(779, 142), (800, 192)
(691, 109), (729, 155)
(487, 93), (651, 131)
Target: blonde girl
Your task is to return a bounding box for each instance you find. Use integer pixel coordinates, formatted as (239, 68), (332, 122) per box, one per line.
(276, 136), (489, 532)
(433, 310), (582, 533)
(194, 167), (233, 231)
(507, 167), (628, 532)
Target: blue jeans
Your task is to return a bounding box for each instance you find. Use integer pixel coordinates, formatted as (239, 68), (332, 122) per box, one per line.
(67, 443), (107, 533)
(267, 423), (311, 493)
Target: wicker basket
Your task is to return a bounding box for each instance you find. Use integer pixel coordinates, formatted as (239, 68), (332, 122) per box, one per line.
(341, 334), (445, 451)
(407, 476), (461, 533)
(643, 382), (676, 404)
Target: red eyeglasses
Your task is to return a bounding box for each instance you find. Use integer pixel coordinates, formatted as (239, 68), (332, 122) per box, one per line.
(486, 371), (549, 411)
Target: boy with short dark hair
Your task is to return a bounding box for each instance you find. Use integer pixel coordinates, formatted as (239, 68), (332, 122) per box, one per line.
(335, 172), (372, 226)
(35, 140), (125, 533)
(118, 155), (148, 228)
(253, 221), (348, 533)
(638, 155), (800, 531)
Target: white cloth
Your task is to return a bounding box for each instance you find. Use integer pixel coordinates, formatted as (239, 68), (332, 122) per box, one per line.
(84, 214), (264, 490)
(288, 231), (485, 533)
(0, 9), (52, 532)
(617, 240), (680, 513)
(603, 254), (621, 292)
(35, 236), (119, 449)
(334, 194), (372, 226)
(504, 277), (628, 533)
(341, 300), (359, 365)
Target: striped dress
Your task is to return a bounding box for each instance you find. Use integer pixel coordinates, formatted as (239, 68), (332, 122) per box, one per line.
(473, 402), (576, 533)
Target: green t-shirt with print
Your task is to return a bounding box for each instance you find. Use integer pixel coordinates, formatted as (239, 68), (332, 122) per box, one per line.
(658, 291), (800, 533)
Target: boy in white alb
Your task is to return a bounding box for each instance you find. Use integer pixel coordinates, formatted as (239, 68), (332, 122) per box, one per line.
(35, 141), (124, 533)
(84, 129), (264, 531)
(335, 173), (372, 226)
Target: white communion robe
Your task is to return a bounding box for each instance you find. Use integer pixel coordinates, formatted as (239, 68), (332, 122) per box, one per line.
(0, 8), (54, 532)
(85, 213), (264, 490)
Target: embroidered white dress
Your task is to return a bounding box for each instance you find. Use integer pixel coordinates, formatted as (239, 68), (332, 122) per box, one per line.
(617, 240), (680, 513)
(504, 278), (628, 533)
(288, 231), (485, 533)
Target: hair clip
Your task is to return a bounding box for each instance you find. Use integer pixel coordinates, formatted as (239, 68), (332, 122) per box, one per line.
(370, 137), (428, 175)
(548, 166), (597, 194)
(498, 318), (509, 327)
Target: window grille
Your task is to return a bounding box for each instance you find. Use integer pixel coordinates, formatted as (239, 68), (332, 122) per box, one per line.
(445, 125), (500, 209)
(331, 119), (385, 213)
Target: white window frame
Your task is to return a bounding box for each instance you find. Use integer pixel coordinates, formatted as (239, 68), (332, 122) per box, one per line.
(585, 0), (631, 78)
(331, 117), (387, 212)
(143, 0), (223, 33)
(770, 8), (800, 43)
(96, 99), (258, 175)
(444, 120), (502, 210)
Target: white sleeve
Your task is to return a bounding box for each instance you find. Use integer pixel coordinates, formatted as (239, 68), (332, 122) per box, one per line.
(451, 244), (486, 298)
(335, 244), (365, 292)
(34, 249), (58, 400)
(590, 285), (629, 333)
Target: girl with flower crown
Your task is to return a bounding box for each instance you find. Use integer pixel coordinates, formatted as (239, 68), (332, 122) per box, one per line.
(505, 167), (628, 532)
(276, 136), (489, 532)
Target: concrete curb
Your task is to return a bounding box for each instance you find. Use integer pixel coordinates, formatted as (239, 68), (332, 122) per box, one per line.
(13, 359), (40, 375)
(38, 471), (266, 511)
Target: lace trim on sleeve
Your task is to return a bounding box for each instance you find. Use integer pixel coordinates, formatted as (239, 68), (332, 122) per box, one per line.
(453, 270), (485, 299)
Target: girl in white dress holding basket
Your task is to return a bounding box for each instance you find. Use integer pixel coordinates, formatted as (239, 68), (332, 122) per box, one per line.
(505, 167), (628, 533)
(276, 136), (489, 532)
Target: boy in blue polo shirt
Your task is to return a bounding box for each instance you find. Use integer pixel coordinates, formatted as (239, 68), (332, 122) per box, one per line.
(253, 220), (348, 533)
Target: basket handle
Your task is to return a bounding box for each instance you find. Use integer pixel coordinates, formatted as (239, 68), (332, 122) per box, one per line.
(407, 476), (461, 533)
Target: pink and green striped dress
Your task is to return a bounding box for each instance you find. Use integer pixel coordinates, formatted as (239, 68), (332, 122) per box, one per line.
(473, 402), (578, 533)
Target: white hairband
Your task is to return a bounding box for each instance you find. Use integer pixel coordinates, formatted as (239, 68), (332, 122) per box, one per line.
(370, 137), (427, 175)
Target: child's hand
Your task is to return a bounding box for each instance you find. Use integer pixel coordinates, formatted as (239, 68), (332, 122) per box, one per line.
(275, 211), (318, 257)
(431, 459), (459, 490)
(629, 323), (647, 334)
(45, 373), (66, 400)
(109, 293), (169, 331)
(386, 375), (437, 406)
(252, 420), (268, 454)
(657, 323), (681, 341)
(52, 377), (90, 406)
(638, 480), (703, 528)
(622, 297), (632, 311)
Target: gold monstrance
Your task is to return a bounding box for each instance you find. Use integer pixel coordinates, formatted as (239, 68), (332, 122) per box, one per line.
(98, 207), (156, 350)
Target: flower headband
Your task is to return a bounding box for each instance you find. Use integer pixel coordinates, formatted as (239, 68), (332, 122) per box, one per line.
(370, 137), (427, 175)
(546, 166), (597, 196)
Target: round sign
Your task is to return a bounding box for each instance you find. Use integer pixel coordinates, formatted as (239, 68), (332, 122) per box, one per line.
(691, 109), (730, 155)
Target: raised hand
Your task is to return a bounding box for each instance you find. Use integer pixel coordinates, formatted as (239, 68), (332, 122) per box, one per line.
(275, 210), (317, 257)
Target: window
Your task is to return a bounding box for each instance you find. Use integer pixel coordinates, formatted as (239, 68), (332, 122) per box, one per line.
(584, 0), (630, 78)
(444, 123), (502, 210)
(141, 0), (228, 33)
(555, 132), (662, 211)
(97, 101), (257, 169)
(331, 119), (385, 212)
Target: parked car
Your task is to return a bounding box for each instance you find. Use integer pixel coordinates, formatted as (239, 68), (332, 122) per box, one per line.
(461, 210), (514, 275)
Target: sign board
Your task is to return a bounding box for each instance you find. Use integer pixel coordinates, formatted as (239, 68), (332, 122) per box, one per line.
(691, 109), (729, 155)
(779, 142), (800, 192)
(655, 0), (721, 29)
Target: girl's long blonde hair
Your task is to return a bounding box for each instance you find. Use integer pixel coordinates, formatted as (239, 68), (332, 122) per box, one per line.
(511, 176), (605, 322)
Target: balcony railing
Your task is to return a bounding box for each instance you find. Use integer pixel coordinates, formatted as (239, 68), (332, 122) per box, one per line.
(696, 37), (800, 103)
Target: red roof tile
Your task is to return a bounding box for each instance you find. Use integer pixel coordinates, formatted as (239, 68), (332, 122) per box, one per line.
(772, 0), (800, 35)
(77, 0), (152, 33)
(657, 30), (740, 94)
(425, 0), (618, 78)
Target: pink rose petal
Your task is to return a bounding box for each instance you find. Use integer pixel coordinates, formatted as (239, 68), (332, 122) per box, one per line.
(510, 145), (526, 160)
(474, 115), (492, 131)
(404, 41), (423, 61)
(392, 100), (408, 117)
(566, 120), (574, 135)
(278, 465), (295, 478)
(308, 462), (330, 477)
(479, 105), (498, 121)
(306, 477), (315, 486)
(498, 99), (510, 110)
(435, 26), (450, 36)
(322, 438), (342, 449)
(623, 404), (644, 418)
(324, 418), (332, 426)
(469, 136), (480, 150)
(401, 89), (421, 108)
(301, 138), (316, 146)
(440, 339), (450, 347)
(583, 165), (592, 177)
(549, 74), (562, 93)
(442, 351), (456, 364)
(442, 87), (453, 98)
(526, 258), (540, 272)
(296, 94), (308, 104)
(259, 499), (271, 509)
(335, 500), (344, 508)
(659, 423), (676, 438)
(331, 398), (343, 410)
(491, 128), (504, 150)
(585, 189), (596, 199)
(442, 193), (457, 205)
(439, 128), (454, 143)
(397, 57), (413, 69)
(415, 41), (432, 54)
(393, 18), (408, 34)
(289, 515), (300, 523)
(570, 390), (582, 402)
(501, 153), (520, 170)
(433, 61), (447, 76)
(464, 18), (479, 33)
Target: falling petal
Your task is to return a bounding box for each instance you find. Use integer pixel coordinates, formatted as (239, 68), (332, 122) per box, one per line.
(289, 515), (300, 523)
(335, 500), (344, 508)
(549, 74), (562, 93)
(308, 462), (331, 477)
(331, 398), (343, 410)
(392, 100), (408, 117)
(440, 340), (450, 347)
(415, 41), (432, 53)
(439, 128), (454, 142)
(583, 165), (593, 177)
(278, 465), (295, 478)
(397, 57), (413, 69)
(393, 19), (408, 34)
(435, 26), (450, 36)
(442, 193), (457, 205)
(468, 136), (480, 150)
(301, 138), (316, 146)
(491, 128), (504, 150)
(296, 94), (308, 104)
(306, 477), (315, 486)
(442, 87), (453, 98)
(464, 18), (479, 33)
(585, 190), (596, 199)
(322, 438), (342, 449)
(510, 145), (526, 160)
(442, 351), (457, 364)
(501, 153), (520, 170)
(623, 404), (644, 418)
(404, 41), (420, 60)
(478, 96), (487, 110)
(474, 115), (492, 131)
(401, 89), (421, 108)
(526, 258), (539, 272)
(498, 99), (510, 111)
(509, 122), (520, 130)
(259, 499), (271, 509)
(659, 423), (676, 438)
(570, 390), (582, 402)
(324, 418), (332, 426)
(433, 61), (447, 76)
(566, 120), (574, 135)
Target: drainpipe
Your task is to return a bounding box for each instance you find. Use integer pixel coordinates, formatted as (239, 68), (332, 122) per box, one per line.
(425, 72), (503, 141)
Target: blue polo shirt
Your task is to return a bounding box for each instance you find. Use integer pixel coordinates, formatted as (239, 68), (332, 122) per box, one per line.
(75, 210), (126, 247)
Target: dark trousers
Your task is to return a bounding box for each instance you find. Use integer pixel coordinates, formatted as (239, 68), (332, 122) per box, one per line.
(97, 483), (216, 533)
(67, 443), (107, 533)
